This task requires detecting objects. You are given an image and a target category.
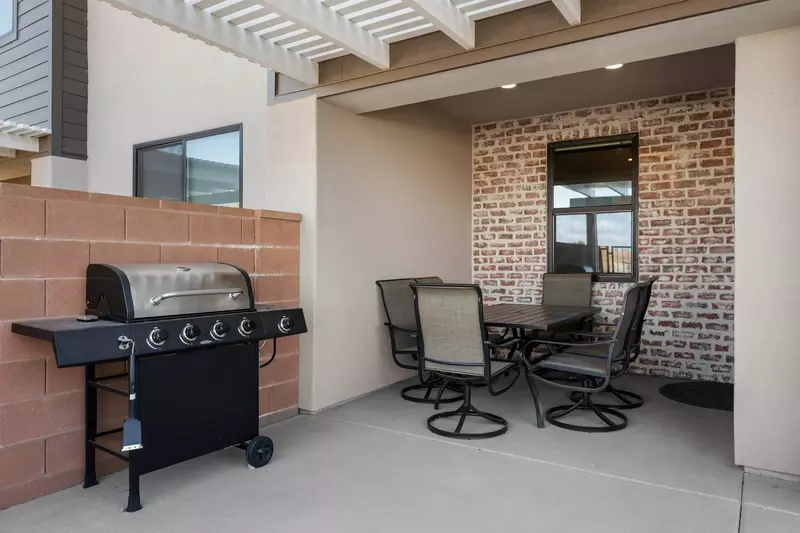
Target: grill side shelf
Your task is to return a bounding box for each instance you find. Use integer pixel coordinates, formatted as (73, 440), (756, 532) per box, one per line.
(12, 318), (133, 368)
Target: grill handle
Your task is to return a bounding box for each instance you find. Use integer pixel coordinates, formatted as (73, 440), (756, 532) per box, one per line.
(150, 288), (245, 306)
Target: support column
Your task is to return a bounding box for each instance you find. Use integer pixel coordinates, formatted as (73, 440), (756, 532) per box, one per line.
(734, 25), (800, 477)
(30, 155), (89, 191)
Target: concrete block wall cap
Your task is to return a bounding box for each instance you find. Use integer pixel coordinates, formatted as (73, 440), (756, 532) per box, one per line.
(255, 210), (302, 222)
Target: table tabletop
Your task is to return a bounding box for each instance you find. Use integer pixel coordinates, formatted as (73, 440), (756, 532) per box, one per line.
(482, 303), (596, 330)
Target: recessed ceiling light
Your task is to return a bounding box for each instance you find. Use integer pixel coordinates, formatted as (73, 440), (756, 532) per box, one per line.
(628, 158), (633, 162)
(605, 64), (624, 70)
(500, 84), (517, 89)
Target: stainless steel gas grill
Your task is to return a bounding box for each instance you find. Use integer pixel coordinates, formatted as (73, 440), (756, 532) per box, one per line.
(12, 263), (306, 512)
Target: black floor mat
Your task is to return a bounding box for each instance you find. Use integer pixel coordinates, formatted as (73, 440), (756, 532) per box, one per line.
(659, 381), (734, 411)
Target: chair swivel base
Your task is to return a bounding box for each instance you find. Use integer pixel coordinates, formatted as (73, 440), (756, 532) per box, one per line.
(547, 392), (628, 433)
(401, 381), (463, 405)
(426, 385), (508, 440)
(569, 385), (644, 410)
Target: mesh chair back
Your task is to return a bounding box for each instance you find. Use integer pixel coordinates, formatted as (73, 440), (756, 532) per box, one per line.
(414, 277), (443, 284)
(629, 277), (658, 352)
(609, 283), (643, 363)
(541, 273), (593, 307)
(376, 278), (418, 332)
(411, 284), (487, 377)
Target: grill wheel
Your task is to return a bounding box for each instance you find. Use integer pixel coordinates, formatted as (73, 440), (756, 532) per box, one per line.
(245, 436), (274, 468)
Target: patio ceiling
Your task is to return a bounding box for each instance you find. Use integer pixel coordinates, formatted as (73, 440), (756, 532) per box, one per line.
(100, 0), (582, 85)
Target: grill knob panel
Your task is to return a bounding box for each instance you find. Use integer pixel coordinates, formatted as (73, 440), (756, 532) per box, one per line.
(239, 318), (256, 336)
(278, 317), (294, 334)
(181, 324), (201, 343)
(211, 321), (229, 339)
(148, 327), (168, 347)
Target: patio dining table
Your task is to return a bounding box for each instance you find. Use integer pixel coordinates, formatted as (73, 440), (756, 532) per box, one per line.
(483, 303), (596, 335)
(482, 303), (598, 428)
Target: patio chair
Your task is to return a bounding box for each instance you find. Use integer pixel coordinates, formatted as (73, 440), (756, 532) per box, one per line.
(541, 273), (594, 307)
(376, 277), (462, 405)
(523, 282), (644, 433)
(540, 272), (593, 335)
(411, 283), (522, 439)
(569, 276), (658, 410)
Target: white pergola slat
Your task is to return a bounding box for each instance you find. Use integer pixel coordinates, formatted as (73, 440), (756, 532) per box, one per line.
(100, 0), (319, 84)
(400, 0), (475, 49)
(99, 1), (581, 83)
(552, 0), (581, 25)
(0, 121), (51, 156)
(261, 0), (390, 69)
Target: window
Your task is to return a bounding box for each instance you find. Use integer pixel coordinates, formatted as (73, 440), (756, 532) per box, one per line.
(134, 125), (242, 207)
(0, 0), (17, 44)
(547, 134), (638, 281)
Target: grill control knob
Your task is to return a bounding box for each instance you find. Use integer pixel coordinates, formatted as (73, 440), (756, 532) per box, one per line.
(181, 324), (201, 343)
(148, 327), (168, 347)
(278, 316), (294, 334)
(239, 318), (256, 336)
(211, 321), (229, 339)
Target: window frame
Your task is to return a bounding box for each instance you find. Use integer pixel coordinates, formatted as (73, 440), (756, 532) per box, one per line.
(546, 133), (639, 283)
(0, 0), (18, 46)
(133, 124), (244, 208)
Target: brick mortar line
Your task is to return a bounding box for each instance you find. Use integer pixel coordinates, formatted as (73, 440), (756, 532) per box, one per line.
(0, 236), (299, 249)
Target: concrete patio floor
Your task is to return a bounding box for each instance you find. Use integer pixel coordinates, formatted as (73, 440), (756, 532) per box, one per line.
(1, 375), (798, 533)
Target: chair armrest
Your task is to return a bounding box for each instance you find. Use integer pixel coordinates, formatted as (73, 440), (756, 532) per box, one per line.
(490, 357), (520, 364)
(528, 338), (614, 347)
(384, 323), (417, 335)
(567, 331), (614, 343)
(567, 331), (613, 338)
(486, 338), (522, 350)
(524, 338), (614, 349)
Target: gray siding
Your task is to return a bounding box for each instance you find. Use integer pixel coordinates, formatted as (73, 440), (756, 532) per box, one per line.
(52, 0), (87, 159)
(0, 0), (52, 128)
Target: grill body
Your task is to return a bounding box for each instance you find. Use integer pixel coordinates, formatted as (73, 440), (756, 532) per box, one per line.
(11, 263), (307, 512)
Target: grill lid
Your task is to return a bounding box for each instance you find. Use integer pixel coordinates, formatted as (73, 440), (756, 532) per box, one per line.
(86, 263), (253, 322)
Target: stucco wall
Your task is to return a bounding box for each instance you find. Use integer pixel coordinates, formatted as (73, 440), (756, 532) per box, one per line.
(86, 0), (269, 208)
(734, 25), (800, 477)
(264, 97), (318, 411)
(311, 101), (473, 412)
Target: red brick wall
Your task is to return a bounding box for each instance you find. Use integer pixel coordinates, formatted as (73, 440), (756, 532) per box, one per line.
(473, 88), (735, 382)
(0, 184), (301, 509)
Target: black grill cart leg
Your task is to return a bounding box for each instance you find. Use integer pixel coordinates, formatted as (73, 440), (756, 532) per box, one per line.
(83, 365), (98, 489)
(125, 453), (142, 513)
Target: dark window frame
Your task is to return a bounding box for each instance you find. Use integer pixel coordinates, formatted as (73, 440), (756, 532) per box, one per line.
(133, 124), (244, 207)
(0, 0), (18, 46)
(546, 133), (639, 283)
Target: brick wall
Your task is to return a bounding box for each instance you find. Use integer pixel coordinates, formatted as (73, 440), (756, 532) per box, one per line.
(0, 184), (301, 509)
(473, 88), (735, 382)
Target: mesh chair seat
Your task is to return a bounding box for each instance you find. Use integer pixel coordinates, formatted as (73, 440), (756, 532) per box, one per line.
(396, 343), (418, 353)
(536, 353), (607, 378)
(436, 360), (515, 380)
(567, 344), (606, 357)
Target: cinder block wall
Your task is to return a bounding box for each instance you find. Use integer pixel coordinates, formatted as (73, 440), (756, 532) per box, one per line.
(0, 184), (300, 508)
(472, 88), (735, 381)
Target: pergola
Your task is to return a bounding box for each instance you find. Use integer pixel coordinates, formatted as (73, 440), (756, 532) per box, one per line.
(0, 121), (51, 158)
(100, 0), (582, 84)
